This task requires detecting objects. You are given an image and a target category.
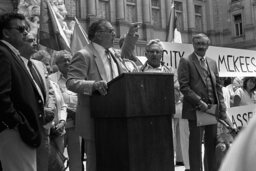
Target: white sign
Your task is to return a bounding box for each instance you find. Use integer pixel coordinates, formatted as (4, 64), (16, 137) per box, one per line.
(227, 104), (256, 128)
(161, 42), (256, 77)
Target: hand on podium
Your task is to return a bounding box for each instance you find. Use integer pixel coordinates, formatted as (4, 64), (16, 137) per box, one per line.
(93, 80), (108, 96)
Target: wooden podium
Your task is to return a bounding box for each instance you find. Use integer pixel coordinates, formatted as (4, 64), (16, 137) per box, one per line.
(91, 73), (175, 171)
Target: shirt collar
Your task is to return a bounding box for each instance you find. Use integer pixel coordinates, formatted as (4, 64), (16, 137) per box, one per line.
(194, 52), (205, 61)
(145, 62), (163, 71)
(92, 42), (106, 59)
(20, 56), (29, 65)
(1, 40), (20, 57)
(55, 71), (66, 82)
(1, 40), (30, 64)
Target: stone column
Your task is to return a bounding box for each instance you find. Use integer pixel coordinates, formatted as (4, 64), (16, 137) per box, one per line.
(142, 0), (150, 23)
(205, 0), (214, 31)
(87, 0), (96, 16)
(187, 0), (195, 31)
(165, 0), (172, 22)
(80, 0), (87, 18)
(116, 0), (125, 20)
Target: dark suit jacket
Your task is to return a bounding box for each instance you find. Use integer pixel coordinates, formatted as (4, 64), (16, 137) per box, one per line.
(0, 41), (43, 135)
(67, 43), (127, 140)
(177, 52), (226, 120)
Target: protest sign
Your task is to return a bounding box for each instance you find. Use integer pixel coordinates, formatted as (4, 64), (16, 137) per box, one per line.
(161, 42), (256, 77)
(227, 104), (256, 128)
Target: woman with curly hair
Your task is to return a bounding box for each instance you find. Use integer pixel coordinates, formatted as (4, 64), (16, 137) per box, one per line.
(233, 77), (256, 106)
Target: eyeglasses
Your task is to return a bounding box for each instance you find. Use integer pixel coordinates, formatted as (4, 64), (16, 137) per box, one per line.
(147, 50), (163, 55)
(194, 41), (209, 46)
(97, 29), (115, 35)
(6, 26), (28, 33)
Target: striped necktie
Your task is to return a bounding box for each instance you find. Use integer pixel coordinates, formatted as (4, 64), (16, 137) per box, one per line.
(200, 57), (208, 70)
(105, 49), (114, 80)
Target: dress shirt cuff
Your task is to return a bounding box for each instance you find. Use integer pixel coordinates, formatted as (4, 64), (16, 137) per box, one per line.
(83, 81), (95, 95)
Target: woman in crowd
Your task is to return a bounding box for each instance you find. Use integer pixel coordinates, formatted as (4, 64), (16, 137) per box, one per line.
(233, 77), (256, 106)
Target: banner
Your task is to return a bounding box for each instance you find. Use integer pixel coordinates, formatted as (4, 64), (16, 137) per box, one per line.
(70, 17), (89, 55)
(227, 104), (256, 128)
(161, 42), (256, 77)
(39, 0), (70, 51)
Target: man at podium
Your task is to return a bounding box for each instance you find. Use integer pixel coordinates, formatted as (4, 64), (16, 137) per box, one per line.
(66, 19), (139, 171)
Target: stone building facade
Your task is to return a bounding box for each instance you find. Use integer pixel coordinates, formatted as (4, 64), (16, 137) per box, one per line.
(64, 0), (256, 55)
(1, 0), (256, 55)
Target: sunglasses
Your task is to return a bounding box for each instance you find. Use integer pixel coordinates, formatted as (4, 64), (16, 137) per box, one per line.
(6, 26), (28, 33)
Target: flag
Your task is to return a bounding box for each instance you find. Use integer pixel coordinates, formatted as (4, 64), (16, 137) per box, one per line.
(166, 1), (182, 43)
(39, 0), (70, 51)
(70, 17), (89, 54)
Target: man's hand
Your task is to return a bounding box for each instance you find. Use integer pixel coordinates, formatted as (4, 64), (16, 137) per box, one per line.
(55, 120), (65, 131)
(127, 22), (141, 36)
(43, 121), (54, 130)
(198, 100), (208, 112)
(93, 80), (108, 96)
(44, 107), (55, 124)
(223, 117), (235, 129)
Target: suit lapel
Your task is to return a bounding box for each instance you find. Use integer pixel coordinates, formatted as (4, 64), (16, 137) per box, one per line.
(0, 42), (44, 98)
(31, 60), (48, 102)
(192, 54), (207, 86)
(206, 58), (217, 90)
(88, 44), (108, 81)
(108, 48), (126, 74)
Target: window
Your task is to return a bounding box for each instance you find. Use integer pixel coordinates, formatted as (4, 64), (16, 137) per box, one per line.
(174, 1), (183, 30)
(151, 0), (159, 7)
(234, 14), (243, 36)
(99, 0), (110, 20)
(126, 0), (137, 22)
(195, 5), (203, 32)
(231, 0), (240, 3)
(151, 0), (161, 26)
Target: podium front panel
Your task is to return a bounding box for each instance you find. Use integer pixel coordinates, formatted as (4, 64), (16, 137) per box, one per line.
(91, 73), (175, 118)
(95, 116), (174, 171)
(92, 73), (175, 171)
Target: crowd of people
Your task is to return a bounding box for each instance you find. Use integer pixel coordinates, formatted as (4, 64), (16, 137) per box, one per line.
(0, 11), (256, 171)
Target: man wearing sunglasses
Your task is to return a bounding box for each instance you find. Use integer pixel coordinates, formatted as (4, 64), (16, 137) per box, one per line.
(0, 12), (43, 171)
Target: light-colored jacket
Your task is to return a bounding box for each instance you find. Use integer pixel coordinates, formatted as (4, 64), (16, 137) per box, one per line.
(66, 43), (128, 140)
(49, 80), (67, 123)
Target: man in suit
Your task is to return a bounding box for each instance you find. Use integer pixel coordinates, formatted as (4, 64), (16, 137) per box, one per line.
(66, 19), (137, 171)
(0, 12), (44, 171)
(18, 26), (56, 171)
(177, 33), (232, 171)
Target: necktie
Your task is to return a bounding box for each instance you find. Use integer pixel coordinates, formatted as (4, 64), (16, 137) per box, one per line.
(200, 57), (208, 70)
(200, 58), (215, 103)
(27, 60), (46, 100)
(105, 49), (114, 80)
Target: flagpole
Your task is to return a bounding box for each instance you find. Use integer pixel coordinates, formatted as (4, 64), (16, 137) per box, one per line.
(74, 17), (89, 44)
(166, 0), (175, 42)
(47, 1), (70, 50)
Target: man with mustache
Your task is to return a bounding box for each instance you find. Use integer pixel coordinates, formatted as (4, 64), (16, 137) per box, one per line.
(177, 33), (233, 171)
(67, 19), (139, 171)
(0, 12), (43, 171)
